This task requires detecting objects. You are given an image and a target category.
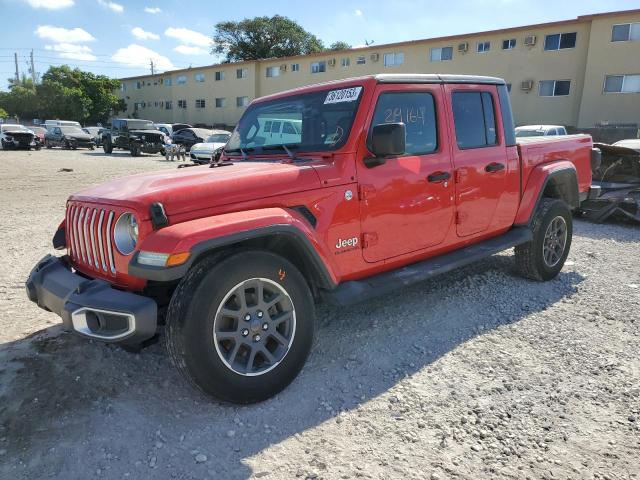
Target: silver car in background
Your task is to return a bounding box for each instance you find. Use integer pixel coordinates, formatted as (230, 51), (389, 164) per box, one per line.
(189, 130), (232, 164)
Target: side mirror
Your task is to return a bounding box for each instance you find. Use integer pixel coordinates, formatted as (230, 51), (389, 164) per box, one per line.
(365, 123), (406, 168)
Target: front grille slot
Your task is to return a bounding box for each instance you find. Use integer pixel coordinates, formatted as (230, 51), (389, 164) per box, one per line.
(67, 203), (117, 275)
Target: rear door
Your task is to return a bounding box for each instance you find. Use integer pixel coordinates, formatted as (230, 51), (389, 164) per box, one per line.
(358, 84), (455, 263)
(444, 85), (509, 237)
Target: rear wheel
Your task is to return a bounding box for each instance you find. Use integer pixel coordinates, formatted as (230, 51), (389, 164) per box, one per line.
(515, 198), (572, 281)
(166, 251), (315, 403)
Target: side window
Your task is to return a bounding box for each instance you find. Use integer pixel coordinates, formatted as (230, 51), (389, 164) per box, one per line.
(451, 91), (498, 149)
(282, 122), (297, 134)
(271, 121), (282, 134)
(263, 120), (272, 133)
(369, 91), (438, 155)
(54, 128), (61, 135)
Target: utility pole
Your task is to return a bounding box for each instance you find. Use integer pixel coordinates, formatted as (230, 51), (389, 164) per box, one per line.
(14, 52), (19, 84)
(30, 50), (36, 84)
(150, 59), (155, 75)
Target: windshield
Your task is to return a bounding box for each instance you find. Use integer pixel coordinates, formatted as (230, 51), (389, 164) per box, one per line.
(226, 85), (363, 154)
(60, 126), (84, 134)
(207, 133), (231, 143)
(127, 120), (156, 130)
(515, 129), (545, 137)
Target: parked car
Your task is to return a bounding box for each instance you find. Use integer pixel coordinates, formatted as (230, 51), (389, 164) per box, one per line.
(172, 127), (213, 151)
(0, 124), (40, 150)
(26, 74), (594, 404)
(82, 127), (104, 147)
(44, 119), (81, 130)
(27, 126), (47, 145)
(515, 125), (568, 137)
(189, 130), (232, 164)
(154, 123), (173, 137)
(102, 118), (166, 156)
(45, 126), (95, 149)
(612, 138), (640, 153)
(172, 123), (192, 133)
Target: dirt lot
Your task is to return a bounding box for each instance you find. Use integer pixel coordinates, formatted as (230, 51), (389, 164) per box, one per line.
(0, 149), (639, 480)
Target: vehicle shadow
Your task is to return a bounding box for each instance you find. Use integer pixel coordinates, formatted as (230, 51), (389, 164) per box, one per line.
(0, 255), (584, 480)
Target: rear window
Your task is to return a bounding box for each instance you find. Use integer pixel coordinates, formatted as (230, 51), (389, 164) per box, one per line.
(452, 91), (498, 149)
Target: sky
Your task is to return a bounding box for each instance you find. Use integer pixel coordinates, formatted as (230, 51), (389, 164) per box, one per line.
(0, 0), (638, 89)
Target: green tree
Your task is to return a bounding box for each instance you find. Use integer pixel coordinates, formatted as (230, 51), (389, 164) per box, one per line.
(328, 41), (351, 51)
(213, 15), (325, 61)
(0, 107), (8, 119)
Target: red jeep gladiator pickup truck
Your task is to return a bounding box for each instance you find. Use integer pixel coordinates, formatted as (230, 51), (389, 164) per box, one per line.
(26, 74), (594, 403)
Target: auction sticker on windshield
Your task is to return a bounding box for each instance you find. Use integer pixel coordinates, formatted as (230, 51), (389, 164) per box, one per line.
(324, 87), (363, 105)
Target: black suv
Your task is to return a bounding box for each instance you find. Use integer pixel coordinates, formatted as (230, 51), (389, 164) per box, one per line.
(102, 119), (166, 156)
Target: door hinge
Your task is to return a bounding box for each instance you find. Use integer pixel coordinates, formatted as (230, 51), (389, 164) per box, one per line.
(362, 232), (378, 248)
(455, 211), (462, 225)
(358, 184), (375, 201)
(454, 169), (463, 184)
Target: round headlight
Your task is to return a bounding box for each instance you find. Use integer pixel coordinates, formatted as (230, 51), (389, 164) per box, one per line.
(114, 213), (138, 255)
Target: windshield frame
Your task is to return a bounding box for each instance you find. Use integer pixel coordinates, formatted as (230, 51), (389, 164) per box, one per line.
(226, 84), (364, 156)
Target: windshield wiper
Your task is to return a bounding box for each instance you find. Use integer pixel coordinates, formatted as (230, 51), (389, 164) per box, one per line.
(261, 144), (299, 161)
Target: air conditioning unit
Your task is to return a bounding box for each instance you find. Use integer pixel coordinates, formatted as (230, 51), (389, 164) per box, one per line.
(521, 80), (534, 91)
(370, 53), (379, 62)
(458, 42), (469, 53)
(524, 35), (537, 46)
(279, 64), (287, 72)
(328, 58), (336, 67)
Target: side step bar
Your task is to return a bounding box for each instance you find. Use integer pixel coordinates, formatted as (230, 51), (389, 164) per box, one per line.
(322, 226), (532, 307)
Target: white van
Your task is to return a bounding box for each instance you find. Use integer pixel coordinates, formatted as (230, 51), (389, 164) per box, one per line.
(260, 118), (302, 145)
(44, 120), (82, 130)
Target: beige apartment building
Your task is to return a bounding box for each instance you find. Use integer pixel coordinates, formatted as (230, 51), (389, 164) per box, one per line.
(118, 9), (640, 129)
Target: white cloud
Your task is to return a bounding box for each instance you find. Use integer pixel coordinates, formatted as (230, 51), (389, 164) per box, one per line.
(97, 0), (123, 12)
(35, 25), (95, 43)
(144, 6), (161, 14)
(132, 27), (159, 40)
(355, 9), (363, 16)
(22, 0), (74, 9)
(111, 44), (174, 70)
(173, 45), (207, 55)
(164, 27), (211, 47)
(45, 43), (97, 61)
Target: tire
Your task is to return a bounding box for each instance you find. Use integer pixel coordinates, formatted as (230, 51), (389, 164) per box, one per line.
(103, 139), (113, 154)
(130, 144), (140, 157)
(165, 250), (315, 403)
(515, 198), (572, 281)
(45, 140), (52, 149)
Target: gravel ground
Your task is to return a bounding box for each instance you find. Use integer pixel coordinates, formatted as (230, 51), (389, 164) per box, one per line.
(0, 149), (638, 480)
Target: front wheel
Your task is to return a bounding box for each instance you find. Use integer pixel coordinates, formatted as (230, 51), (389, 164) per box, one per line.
(515, 198), (572, 281)
(166, 251), (315, 403)
(45, 140), (52, 149)
(103, 139), (113, 154)
(130, 144), (140, 157)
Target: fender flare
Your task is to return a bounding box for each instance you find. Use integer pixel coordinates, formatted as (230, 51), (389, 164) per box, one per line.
(514, 161), (579, 226)
(128, 208), (338, 288)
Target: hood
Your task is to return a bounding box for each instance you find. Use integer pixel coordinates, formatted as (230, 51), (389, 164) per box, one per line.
(70, 161), (322, 218)
(65, 133), (93, 141)
(190, 142), (226, 152)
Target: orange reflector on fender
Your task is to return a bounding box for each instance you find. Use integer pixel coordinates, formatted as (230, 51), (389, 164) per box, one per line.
(166, 252), (190, 267)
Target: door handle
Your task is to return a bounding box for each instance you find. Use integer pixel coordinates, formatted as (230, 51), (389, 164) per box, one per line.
(485, 162), (505, 173)
(427, 171), (451, 183)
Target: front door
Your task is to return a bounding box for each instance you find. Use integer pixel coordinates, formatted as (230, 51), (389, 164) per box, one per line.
(358, 85), (455, 263)
(444, 85), (509, 237)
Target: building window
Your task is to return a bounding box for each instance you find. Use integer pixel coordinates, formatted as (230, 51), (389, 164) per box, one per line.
(502, 39), (516, 50)
(452, 91), (497, 149)
(604, 74), (640, 93)
(341, 57), (350, 67)
(544, 32), (577, 50)
(165, 100), (172, 110)
(236, 68), (248, 79)
(538, 80), (571, 97)
(176, 75), (187, 85)
(356, 56), (366, 65)
(120, 83), (126, 92)
(215, 97), (226, 108)
(164, 77), (172, 86)
(236, 96), (249, 107)
(136, 81), (143, 89)
(215, 71), (225, 81)
(194, 73), (205, 82)
(476, 41), (490, 53)
(177, 99), (187, 109)
(291, 63), (300, 72)
(195, 99), (206, 108)
(612, 23), (640, 42)
(266, 66), (280, 77)
(311, 61), (326, 73)
(430, 46), (453, 62)
(383, 52), (404, 67)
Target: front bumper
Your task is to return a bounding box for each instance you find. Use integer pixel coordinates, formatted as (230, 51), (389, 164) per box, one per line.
(26, 255), (157, 345)
(190, 151), (212, 164)
(68, 139), (95, 149)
